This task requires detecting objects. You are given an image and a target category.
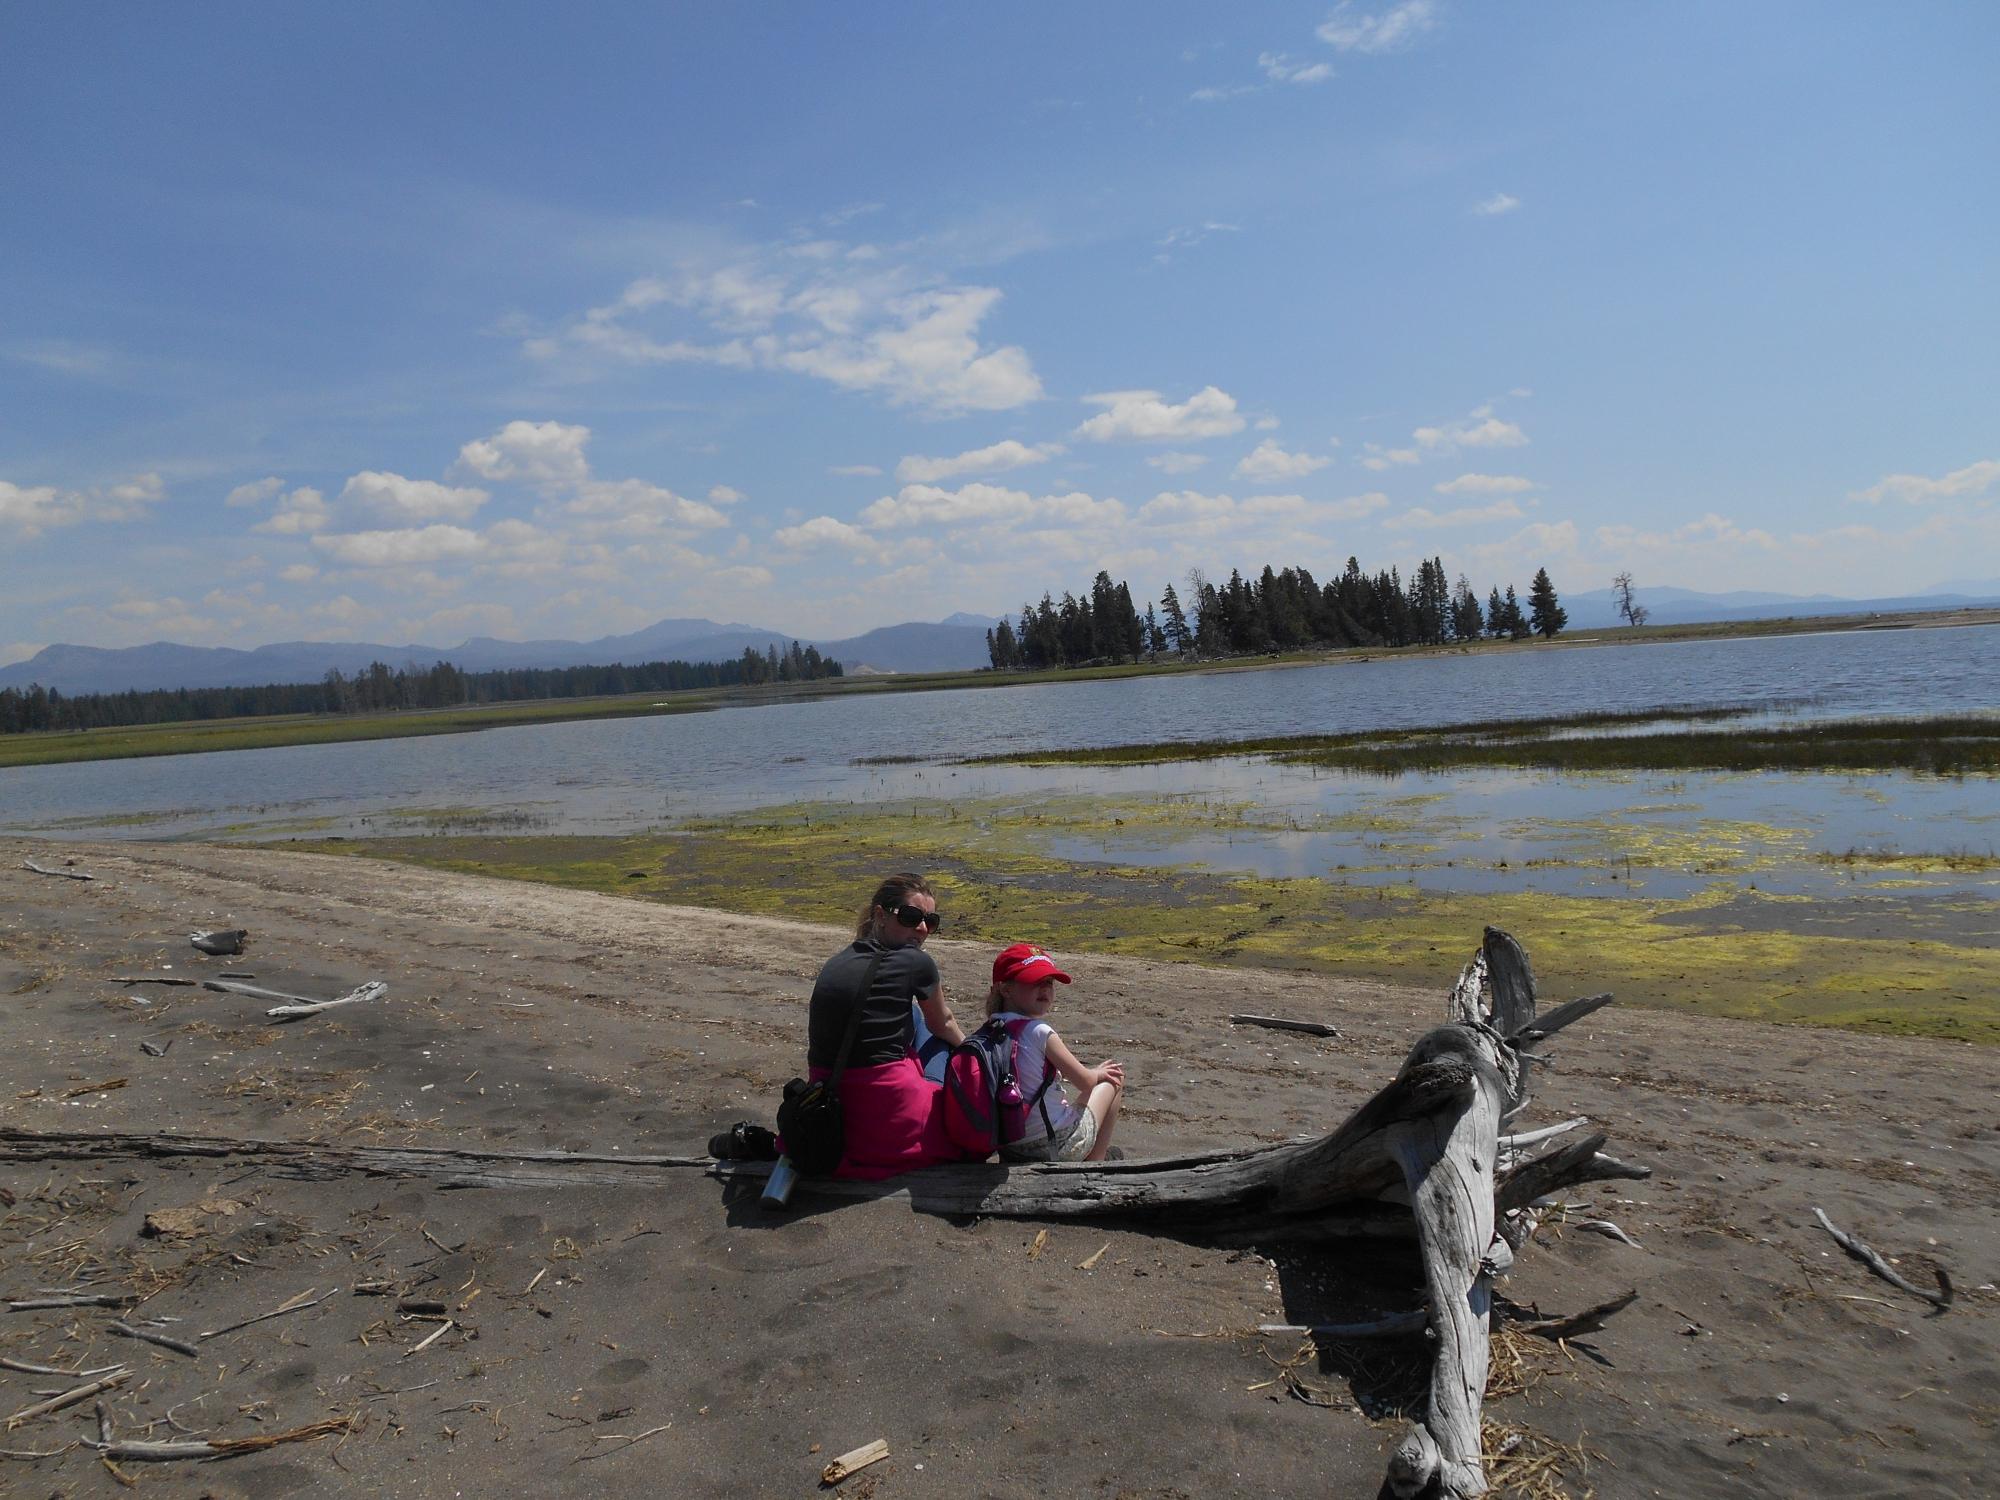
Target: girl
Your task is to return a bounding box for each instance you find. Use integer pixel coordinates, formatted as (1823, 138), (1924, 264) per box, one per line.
(986, 943), (1124, 1162)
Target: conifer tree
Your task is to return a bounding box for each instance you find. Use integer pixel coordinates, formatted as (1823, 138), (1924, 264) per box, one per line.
(1528, 568), (1567, 638)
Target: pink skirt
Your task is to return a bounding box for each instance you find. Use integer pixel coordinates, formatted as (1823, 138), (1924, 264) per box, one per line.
(810, 1056), (962, 1181)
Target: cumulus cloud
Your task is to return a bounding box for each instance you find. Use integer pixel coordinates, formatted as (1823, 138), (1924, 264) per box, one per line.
(455, 420), (592, 488)
(1849, 459), (1999, 505)
(1137, 488), (1389, 536)
(773, 516), (879, 555)
(253, 487), (330, 535)
(1413, 405), (1528, 453)
(1383, 499), (1527, 530)
(860, 481), (1126, 532)
(896, 439), (1064, 483)
(829, 464), (882, 477)
(1147, 452), (1209, 475)
(1360, 444), (1421, 471)
(312, 524), (486, 568)
(225, 476), (284, 508)
(1474, 193), (1521, 216)
(1259, 51), (1334, 84)
(1317, 0), (1439, 54)
(1434, 474), (1533, 495)
(1075, 386), (1246, 443)
(1592, 512), (1777, 558)
(339, 471), (490, 523)
(1236, 440), (1333, 482)
(536, 250), (1044, 415)
(278, 563), (319, 583)
(0, 472), (163, 538)
(568, 478), (727, 531)
(707, 485), (746, 506)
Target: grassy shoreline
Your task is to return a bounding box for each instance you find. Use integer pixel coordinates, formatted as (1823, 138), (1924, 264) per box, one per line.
(298, 783), (2000, 1045)
(6, 604), (1995, 770)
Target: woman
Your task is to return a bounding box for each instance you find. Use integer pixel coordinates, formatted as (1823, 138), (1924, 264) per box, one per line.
(803, 873), (968, 1178)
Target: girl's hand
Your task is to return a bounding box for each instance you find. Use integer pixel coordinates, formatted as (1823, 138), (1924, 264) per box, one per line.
(1096, 1060), (1125, 1089)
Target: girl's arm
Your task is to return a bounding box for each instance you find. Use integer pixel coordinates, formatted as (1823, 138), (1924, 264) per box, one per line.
(1040, 1027), (1120, 1092)
(916, 984), (965, 1048)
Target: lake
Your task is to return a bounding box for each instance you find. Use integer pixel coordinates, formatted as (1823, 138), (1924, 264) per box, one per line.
(3, 625), (1996, 901)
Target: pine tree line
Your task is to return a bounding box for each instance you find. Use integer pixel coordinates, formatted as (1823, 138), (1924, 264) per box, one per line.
(0, 643), (842, 736)
(988, 561), (1567, 669)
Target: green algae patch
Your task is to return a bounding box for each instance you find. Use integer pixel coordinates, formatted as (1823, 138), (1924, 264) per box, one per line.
(302, 789), (2000, 1045)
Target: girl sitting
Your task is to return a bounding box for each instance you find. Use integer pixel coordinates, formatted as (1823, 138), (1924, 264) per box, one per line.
(985, 943), (1124, 1163)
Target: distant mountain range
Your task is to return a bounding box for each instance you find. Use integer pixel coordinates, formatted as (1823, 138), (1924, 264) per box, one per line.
(0, 614), (1004, 696)
(3, 585), (1994, 696)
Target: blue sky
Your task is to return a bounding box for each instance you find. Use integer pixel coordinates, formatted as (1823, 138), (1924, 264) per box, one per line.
(3, 1), (1996, 663)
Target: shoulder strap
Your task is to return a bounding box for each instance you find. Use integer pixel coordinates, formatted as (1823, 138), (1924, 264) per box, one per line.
(1003, 1016), (1060, 1136)
(828, 951), (888, 1094)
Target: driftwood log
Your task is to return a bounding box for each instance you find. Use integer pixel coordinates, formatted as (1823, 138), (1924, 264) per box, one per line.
(0, 927), (1633, 1497)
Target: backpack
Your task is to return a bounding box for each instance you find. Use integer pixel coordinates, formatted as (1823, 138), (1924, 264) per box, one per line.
(941, 1016), (1057, 1157)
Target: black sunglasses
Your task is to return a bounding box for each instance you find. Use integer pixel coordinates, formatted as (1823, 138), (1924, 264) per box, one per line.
(888, 902), (943, 931)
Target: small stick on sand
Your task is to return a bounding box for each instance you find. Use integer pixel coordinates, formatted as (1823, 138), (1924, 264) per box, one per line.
(107, 1321), (199, 1358)
(576, 1423), (672, 1461)
(1229, 1014), (1341, 1038)
(5, 1369), (130, 1427)
(821, 1439), (890, 1485)
(113, 976), (197, 987)
(201, 1287), (337, 1340)
(8, 1292), (137, 1311)
(23, 859), (94, 881)
(1811, 1207), (1953, 1310)
(1, 1357), (127, 1379)
(1505, 1289), (1640, 1342)
(1258, 1310), (1430, 1340)
(86, 1414), (357, 1462)
(403, 1319), (454, 1357)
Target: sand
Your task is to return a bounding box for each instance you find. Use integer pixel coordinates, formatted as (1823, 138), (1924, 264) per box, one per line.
(1, 837), (1994, 1498)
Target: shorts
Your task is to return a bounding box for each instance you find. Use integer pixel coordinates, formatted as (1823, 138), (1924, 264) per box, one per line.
(1001, 1106), (1097, 1163)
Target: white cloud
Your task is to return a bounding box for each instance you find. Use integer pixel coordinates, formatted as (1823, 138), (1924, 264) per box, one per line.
(312, 524), (486, 568)
(1383, 499), (1527, 530)
(829, 464), (882, 477)
(340, 471), (489, 523)
(1849, 459), (2000, 505)
(1434, 474), (1534, 495)
(773, 516), (878, 555)
(1190, 84), (1261, 103)
(1474, 193), (1521, 216)
(0, 472), (163, 538)
(896, 439), (1064, 483)
(1147, 451), (1209, 475)
(1076, 386), (1246, 443)
(455, 420), (592, 488)
(1316, 0), (1439, 54)
(1236, 440), (1333, 482)
(253, 487), (330, 535)
(707, 485), (746, 506)
(1259, 51), (1334, 84)
(539, 251), (1044, 416)
(860, 481), (1127, 532)
(774, 286), (1043, 413)
(225, 476), (284, 508)
(1137, 488), (1389, 536)
(278, 563), (319, 583)
(1413, 405), (1528, 453)
(568, 478), (728, 531)
(1360, 444), (1421, 471)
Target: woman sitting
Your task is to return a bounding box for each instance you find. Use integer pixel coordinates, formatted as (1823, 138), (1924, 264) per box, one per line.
(803, 873), (968, 1179)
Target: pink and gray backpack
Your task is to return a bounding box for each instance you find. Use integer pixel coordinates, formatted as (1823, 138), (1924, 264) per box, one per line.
(941, 1016), (1058, 1158)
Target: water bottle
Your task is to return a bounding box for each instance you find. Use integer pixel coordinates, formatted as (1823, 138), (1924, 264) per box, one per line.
(761, 1155), (799, 1208)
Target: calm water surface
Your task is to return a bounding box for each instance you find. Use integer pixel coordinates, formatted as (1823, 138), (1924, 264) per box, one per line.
(4, 626), (1995, 900)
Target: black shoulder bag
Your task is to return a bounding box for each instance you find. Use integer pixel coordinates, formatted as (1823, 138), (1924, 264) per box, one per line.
(777, 952), (885, 1177)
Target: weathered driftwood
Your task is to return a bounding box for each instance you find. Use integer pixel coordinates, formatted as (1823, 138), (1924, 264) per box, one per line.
(22, 858), (93, 881)
(4, 1369), (129, 1428)
(1811, 1206), (1953, 1310)
(202, 979), (313, 1004)
(1229, 1013), (1341, 1038)
(267, 980), (387, 1022)
(106, 1321), (199, 1358)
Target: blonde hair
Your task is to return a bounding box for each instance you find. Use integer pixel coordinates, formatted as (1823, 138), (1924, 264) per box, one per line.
(854, 872), (933, 941)
(984, 982), (1010, 1018)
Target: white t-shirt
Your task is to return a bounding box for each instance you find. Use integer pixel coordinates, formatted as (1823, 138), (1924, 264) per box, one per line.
(991, 1012), (1082, 1143)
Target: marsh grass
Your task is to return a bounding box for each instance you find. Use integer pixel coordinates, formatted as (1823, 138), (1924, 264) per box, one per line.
(972, 709), (2000, 777)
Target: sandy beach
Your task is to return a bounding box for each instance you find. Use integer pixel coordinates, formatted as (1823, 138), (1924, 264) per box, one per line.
(2, 837), (1994, 1498)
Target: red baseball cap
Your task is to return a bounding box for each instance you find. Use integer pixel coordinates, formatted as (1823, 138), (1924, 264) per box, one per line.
(992, 943), (1072, 985)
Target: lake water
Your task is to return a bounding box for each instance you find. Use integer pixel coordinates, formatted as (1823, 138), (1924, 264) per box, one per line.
(3, 625), (1996, 900)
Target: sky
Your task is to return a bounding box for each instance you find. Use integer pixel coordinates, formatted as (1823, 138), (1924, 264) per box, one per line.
(3, 2), (1997, 664)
